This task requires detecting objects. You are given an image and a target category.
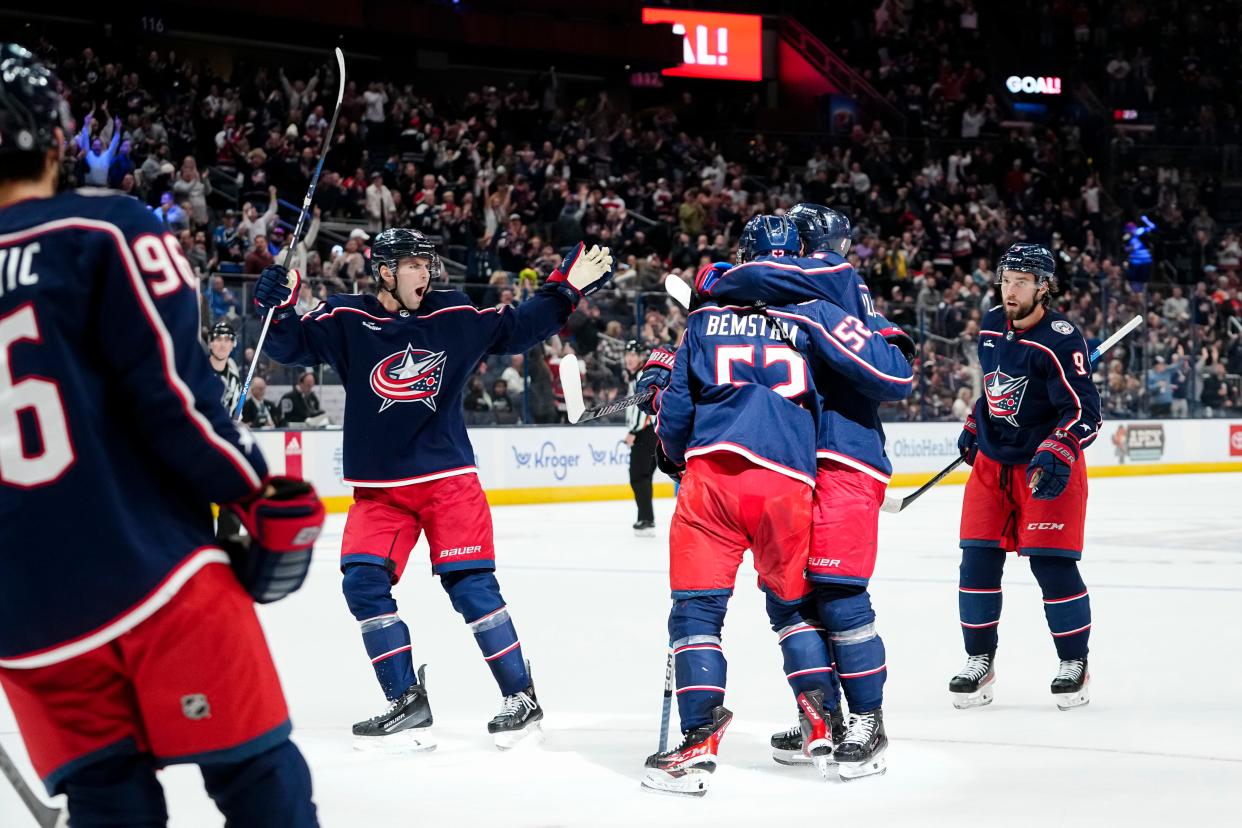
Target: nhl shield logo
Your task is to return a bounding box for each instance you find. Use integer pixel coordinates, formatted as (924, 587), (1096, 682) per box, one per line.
(370, 345), (447, 412)
(984, 369), (1029, 426)
(181, 693), (211, 720)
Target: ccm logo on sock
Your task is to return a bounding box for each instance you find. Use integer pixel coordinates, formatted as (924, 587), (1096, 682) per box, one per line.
(1026, 522), (1065, 531)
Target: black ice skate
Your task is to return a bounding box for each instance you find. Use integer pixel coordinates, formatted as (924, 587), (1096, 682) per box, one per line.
(633, 519), (656, 538)
(834, 709), (888, 781)
(641, 706), (733, 797)
(488, 667), (545, 750)
(771, 692), (846, 772)
(352, 664), (435, 752)
(1051, 658), (1090, 710)
(949, 652), (996, 710)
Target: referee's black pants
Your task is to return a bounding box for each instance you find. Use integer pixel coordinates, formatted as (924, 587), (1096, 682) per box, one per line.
(630, 427), (657, 524)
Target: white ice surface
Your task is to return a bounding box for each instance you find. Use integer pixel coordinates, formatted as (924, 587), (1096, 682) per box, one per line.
(3, 473), (1242, 827)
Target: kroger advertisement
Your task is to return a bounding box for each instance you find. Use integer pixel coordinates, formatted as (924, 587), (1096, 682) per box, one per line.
(251, 419), (1242, 508)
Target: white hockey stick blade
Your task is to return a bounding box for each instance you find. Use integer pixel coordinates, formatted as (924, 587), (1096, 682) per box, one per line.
(559, 354), (586, 423)
(879, 493), (903, 514)
(664, 273), (693, 309)
(1089, 314), (1142, 362)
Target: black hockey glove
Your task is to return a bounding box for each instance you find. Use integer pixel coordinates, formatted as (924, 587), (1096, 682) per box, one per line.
(223, 477), (325, 603)
(655, 442), (686, 482)
(958, 414), (978, 466)
(875, 320), (917, 365)
(1027, 429), (1080, 501)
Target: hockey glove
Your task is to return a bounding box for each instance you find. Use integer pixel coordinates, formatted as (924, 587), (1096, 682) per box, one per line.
(255, 264), (300, 316)
(958, 414), (978, 466)
(637, 347), (676, 415)
(694, 261), (732, 296)
(655, 442), (686, 482)
(545, 242), (615, 303)
(1027, 429), (1080, 501)
(223, 476), (325, 603)
(875, 321), (917, 365)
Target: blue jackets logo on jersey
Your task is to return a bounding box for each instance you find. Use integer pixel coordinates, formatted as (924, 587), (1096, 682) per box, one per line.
(984, 369), (1029, 426)
(369, 345), (447, 412)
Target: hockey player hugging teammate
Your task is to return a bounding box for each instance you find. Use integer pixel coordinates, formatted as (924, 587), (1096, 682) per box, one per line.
(950, 243), (1101, 711)
(254, 231), (614, 749)
(693, 208), (916, 781)
(640, 214), (912, 795)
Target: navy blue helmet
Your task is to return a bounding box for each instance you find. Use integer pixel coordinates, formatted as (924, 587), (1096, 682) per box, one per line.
(370, 227), (441, 283)
(737, 214), (800, 264)
(996, 242), (1057, 302)
(789, 203), (851, 256)
(0, 44), (65, 160)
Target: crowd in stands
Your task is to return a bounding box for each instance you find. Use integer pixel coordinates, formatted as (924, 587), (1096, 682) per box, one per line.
(28, 0), (1242, 426)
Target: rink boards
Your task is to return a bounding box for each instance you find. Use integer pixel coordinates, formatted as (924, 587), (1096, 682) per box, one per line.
(249, 418), (1242, 511)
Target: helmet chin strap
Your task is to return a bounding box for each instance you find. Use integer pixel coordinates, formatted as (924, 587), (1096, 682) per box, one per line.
(379, 267), (415, 313)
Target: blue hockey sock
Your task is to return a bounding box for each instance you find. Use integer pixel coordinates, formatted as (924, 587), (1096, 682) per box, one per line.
(59, 751), (167, 827)
(201, 740), (317, 828)
(362, 616), (417, 700)
(766, 596), (837, 709)
(669, 595), (729, 731)
(818, 587), (886, 712)
(959, 546), (1006, 655)
(342, 564), (416, 700)
(1029, 556), (1091, 660)
(442, 570), (530, 696)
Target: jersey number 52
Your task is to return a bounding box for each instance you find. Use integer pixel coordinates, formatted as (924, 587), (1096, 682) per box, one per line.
(716, 344), (807, 398)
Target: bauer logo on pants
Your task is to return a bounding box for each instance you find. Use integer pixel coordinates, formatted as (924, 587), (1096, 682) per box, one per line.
(369, 345), (447, 412)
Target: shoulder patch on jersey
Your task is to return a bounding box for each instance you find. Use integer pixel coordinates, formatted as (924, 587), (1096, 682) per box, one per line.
(1051, 320), (1074, 335)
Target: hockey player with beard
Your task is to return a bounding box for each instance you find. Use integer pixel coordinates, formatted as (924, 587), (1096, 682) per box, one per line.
(650, 206), (916, 780)
(254, 230), (613, 750)
(949, 243), (1100, 711)
(641, 215), (913, 795)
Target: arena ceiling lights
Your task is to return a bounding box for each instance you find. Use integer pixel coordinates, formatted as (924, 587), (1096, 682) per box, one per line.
(641, 8), (763, 82)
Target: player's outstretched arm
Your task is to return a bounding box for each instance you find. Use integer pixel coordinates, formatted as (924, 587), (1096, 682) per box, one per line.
(254, 264), (344, 368)
(706, 257), (855, 308)
(96, 203), (267, 504)
(770, 302), (915, 402)
(484, 242), (614, 355)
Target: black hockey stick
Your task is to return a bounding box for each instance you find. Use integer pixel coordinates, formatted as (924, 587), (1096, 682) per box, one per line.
(658, 648), (674, 753)
(558, 354), (655, 424)
(0, 742), (65, 828)
(880, 314), (1144, 514)
(233, 47), (347, 421)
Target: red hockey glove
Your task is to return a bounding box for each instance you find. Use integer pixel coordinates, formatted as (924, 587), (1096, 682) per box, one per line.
(637, 347), (676, 415)
(694, 261), (732, 296)
(223, 476), (325, 603)
(1027, 429), (1080, 501)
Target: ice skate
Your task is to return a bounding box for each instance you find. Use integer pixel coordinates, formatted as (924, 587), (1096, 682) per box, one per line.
(1051, 658), (1090, 710)
(771, 692), (845, 771)
(950, 652), (996, 709)
(834, 709), (887, 781)
(488, 666), (545, 750)
(641, 706), (732, 797)
(633, 519), (656, 538)
(352, 665), (435, 752)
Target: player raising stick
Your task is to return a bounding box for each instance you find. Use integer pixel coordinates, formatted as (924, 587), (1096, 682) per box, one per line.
(253, 230), (612, 749)
(950, 243), (1101, 711)
(641, 216), (912, 795)
(0, 45), (325, 826)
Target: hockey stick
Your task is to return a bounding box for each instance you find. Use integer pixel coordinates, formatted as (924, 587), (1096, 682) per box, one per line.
(558, 354), (655, 424)
(880, 313), (1144, 514)
(233, 47), (347, 421)
(664, 273), (692, 310)
(0, 742), (65, 828)
(658, 648), (674, 753)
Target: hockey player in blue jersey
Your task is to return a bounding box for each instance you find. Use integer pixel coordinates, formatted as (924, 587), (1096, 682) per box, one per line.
(0, 45), (325, 826)
(949, 243), (1101, 711)
(649, 207), (916, 780)
(641, 215), (912, 795)
(253, 229), (613, 749)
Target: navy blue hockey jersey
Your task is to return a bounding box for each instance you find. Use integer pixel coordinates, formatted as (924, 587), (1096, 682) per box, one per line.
(704, 254), (911, 481)
(974, 306), (1102, 464)
(0, 191), (267, 666)
(656, 299), (913, 486)
(264, 289), (570, 486)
